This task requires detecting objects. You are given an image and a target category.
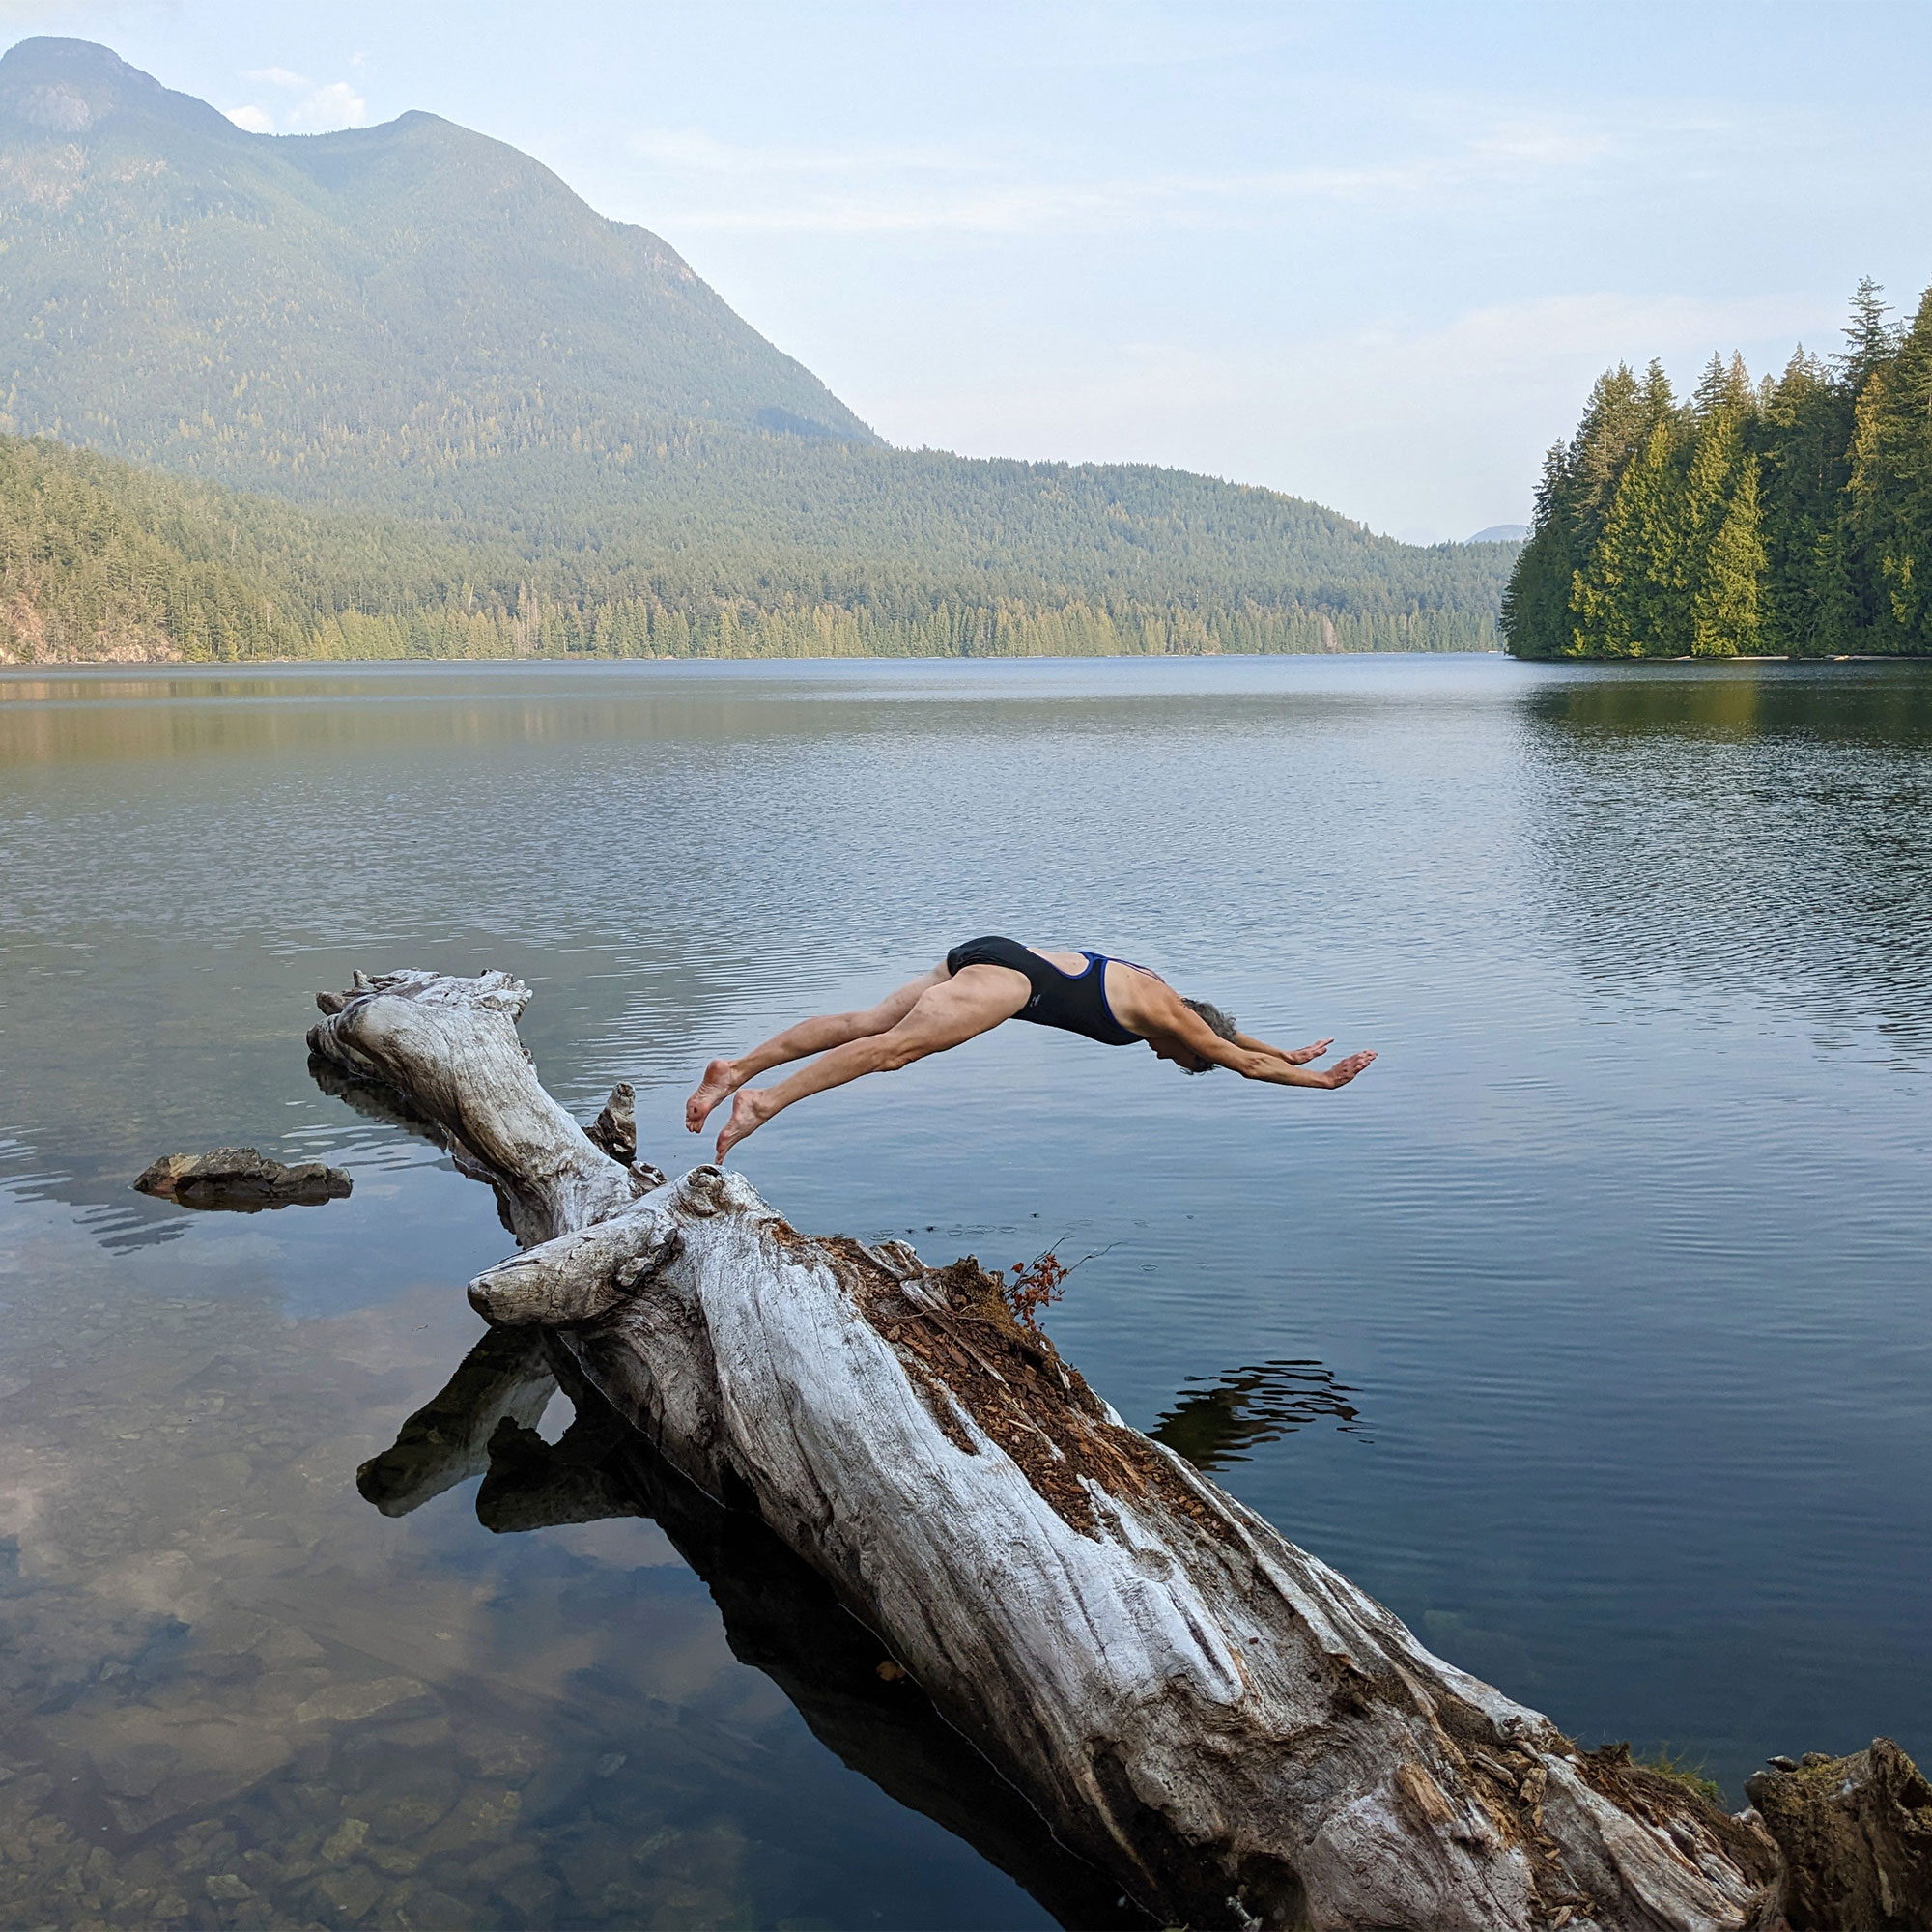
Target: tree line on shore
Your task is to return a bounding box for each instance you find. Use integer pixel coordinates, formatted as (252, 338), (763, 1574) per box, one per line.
(1504, 280), (1932, 659)
(0, 432), (1508, 666)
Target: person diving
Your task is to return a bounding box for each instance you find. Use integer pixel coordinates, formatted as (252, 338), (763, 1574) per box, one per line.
(685, 935), (1377, 1159)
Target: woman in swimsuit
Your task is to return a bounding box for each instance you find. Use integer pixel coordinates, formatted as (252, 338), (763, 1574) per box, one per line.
(685, 935), (1376, 1160)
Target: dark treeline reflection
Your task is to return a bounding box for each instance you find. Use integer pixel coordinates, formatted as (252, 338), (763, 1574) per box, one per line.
(1520, 667), (1932, 1048)
(1522, 662), (1932, 745)
(361, 1333), (1152, 1932)
(1149, 1362), (1365, 1472)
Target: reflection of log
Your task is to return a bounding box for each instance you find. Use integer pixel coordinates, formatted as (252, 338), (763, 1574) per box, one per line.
(1150, 1359), (1364, 1472)
(473, 1360), (1155, 1929)
(355, 1327), (556, 1518)
(308, 969), (1800, 1930)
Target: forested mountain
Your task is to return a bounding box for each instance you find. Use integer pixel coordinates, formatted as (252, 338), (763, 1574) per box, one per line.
(1504, 280), (1932, 659)
(0, 36), (870, 481)
(0, 36), (1512, 662)
(0, 430), (1518, 663)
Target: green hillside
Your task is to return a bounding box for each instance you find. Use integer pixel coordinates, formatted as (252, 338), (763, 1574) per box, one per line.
(0, 37), (870, 483)
(0, 36), (1515, 660)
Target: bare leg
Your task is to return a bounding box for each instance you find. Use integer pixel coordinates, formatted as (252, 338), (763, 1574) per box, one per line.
(715, 969), (1027, 1160)
(686, 965), (948, 1133)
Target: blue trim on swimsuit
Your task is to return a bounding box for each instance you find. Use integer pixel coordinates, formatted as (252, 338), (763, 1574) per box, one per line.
(945, 936), (1145, 1047)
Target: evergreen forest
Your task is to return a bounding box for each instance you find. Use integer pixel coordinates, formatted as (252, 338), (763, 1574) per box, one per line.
(0, 432), (1519, 666)
(1505, 280), (1932, 659)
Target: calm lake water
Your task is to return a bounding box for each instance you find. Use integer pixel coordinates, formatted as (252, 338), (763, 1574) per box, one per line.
(1, 654), (1928, 1929)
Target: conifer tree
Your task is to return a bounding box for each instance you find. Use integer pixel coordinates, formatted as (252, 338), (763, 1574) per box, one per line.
(1841, 284), (1932, 650)
(1691, 458), (1766, 656)
(1755, 348), (1851, 654)
(1501, 365), (1647, 658)
(1836, 277), (1901, 389)
(1499, 442), (1577, 656)
(1572, 418), (1681, 656)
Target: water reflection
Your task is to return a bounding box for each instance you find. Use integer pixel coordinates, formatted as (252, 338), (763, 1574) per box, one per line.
(1522, 661), (1932, 746)
(359, 1329), (1152, 1930)
(1150, 1361), (1365, 1471)
(357, 1329), (557, 1519)
(0, 1205), (1053, 1930)
(1521, 664), (1932, 1053)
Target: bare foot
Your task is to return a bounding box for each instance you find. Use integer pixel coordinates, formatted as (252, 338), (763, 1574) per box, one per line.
(685, 1057), (741, 1133)
(715, 1089), (773, 1161)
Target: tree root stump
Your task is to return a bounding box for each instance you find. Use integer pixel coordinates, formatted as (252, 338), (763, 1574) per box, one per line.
(1745, 1739), (1932, 1930)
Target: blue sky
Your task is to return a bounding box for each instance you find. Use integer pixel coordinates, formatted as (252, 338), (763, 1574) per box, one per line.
(3, 1), (1925, 539)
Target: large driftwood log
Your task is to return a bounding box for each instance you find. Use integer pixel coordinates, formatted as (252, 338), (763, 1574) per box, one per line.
(309, 970), (1794, 1932)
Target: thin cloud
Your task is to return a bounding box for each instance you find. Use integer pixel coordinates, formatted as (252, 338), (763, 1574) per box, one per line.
(286, 80), (368, 132)
(630, 128), (969, 179)
(852, 289), (1846, 537)
(0, 0), (138, 17)
(625, 112), (1625, 237)
(224, 70), (371, 135)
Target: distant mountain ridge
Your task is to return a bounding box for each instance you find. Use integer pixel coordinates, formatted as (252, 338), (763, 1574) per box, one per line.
(0, 35), (872, 490)
(0, 37), (1512, 661)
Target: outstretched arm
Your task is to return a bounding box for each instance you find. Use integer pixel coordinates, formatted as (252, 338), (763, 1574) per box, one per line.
(1121, 982), (1376, 1089)
(1236, 1031), (1335, 1067)
(1223, 1040), (1377, 1090)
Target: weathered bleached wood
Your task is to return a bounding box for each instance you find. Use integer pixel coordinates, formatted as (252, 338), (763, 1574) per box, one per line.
(308, 969), (658, 1246)
(308, 969), (1792, 1932)
(586, 1080), (639, 1167)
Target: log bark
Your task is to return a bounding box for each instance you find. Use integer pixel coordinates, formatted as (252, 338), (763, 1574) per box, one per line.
(1744, 1741), (1932, 1930)
(307, 970), (1797, 1932)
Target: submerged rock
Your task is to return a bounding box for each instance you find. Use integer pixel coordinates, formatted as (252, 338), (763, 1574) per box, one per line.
(134, 1148), (352, 1211)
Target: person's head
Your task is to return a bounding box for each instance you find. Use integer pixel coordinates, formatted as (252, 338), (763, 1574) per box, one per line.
(1149, 996), (1238, 1074)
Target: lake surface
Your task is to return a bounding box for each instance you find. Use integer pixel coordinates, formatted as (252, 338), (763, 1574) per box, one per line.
(2, 654), (1928, 1929)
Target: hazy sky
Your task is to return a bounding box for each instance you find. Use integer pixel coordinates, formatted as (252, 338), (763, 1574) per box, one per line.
(4, 2), (1926, 540)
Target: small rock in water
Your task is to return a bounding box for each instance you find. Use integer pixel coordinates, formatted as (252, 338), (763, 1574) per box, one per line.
(134, 1148), (352, 1212)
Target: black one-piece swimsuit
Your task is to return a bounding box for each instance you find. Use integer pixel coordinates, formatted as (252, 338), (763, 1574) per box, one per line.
(944, 935), (1144, 1046)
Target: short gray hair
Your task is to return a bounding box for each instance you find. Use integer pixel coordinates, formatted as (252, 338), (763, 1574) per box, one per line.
(1179, 997), (1238, 1072)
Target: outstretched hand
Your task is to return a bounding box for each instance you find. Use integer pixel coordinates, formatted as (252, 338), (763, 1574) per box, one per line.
(1315, 1049), (1376, 1089)
(1284, 1037), (1334, 1065)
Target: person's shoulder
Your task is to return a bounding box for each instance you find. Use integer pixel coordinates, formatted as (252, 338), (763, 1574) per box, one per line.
(1105, 960), (1178, 1010)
